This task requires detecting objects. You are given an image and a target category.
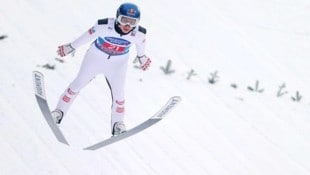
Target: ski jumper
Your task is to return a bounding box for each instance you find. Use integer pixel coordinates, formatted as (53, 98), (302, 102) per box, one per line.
(55, 18), (147, 128)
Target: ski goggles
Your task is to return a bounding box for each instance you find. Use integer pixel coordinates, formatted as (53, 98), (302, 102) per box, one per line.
(117, 15), (139, 27)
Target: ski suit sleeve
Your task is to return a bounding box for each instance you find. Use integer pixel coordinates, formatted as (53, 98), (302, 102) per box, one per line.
(135, 26), (147, 57)
(70, 22), (101, 49)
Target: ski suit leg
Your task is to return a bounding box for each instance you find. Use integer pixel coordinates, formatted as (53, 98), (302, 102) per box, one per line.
(55, 47), (102, 115)
(104, 61), (128, 131)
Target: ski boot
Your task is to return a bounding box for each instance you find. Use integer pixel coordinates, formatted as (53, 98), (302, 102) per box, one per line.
(112, 122), (127, 136)
(51, 109), (64, 124)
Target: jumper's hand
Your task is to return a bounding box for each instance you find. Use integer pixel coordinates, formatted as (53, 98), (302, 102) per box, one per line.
(136, 55), (151, 71)
(57, 43), (75, 57)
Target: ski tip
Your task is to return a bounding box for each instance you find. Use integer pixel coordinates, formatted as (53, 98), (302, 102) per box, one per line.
(33, 71), (44, 79)
(33, 70), (43, 75)
(171, 96), (182, 103)
(172, 96), (182, 100)
(33, 71), (46, 99)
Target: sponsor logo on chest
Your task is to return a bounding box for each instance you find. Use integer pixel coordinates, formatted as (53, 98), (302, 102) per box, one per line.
(105, 37), (130, 46)
(95, 37), (132, 56)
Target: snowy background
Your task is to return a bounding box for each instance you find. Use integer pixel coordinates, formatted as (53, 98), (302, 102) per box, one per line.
(1, 0), (310, 174)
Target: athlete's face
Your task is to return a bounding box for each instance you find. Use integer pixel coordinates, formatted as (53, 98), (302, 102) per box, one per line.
(118, 24), (133, 34)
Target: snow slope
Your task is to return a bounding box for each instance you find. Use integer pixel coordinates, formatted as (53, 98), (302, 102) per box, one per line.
(0, 0), (310, 174)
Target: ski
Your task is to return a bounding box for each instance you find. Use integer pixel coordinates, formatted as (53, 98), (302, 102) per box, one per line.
(84, 96), (181, 150)
(32, 71), (69, 145)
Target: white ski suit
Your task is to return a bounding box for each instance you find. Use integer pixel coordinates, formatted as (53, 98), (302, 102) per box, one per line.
(55, 18), (147, 129)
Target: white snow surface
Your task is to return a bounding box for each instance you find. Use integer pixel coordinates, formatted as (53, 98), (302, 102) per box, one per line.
(1, 0), (310, 174)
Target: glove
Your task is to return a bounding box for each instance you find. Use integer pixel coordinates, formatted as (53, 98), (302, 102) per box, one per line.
(57, 43), (75, 57)
(136, 55), (151, 71)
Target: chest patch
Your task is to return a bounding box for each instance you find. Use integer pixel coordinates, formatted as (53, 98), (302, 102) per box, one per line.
(95, 37), (131, 56)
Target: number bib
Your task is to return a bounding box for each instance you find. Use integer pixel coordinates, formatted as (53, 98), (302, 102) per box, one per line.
(95, 37), (131, 56)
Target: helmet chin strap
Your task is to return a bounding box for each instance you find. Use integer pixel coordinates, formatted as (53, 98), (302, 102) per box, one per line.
(114, 22), (136, 35)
